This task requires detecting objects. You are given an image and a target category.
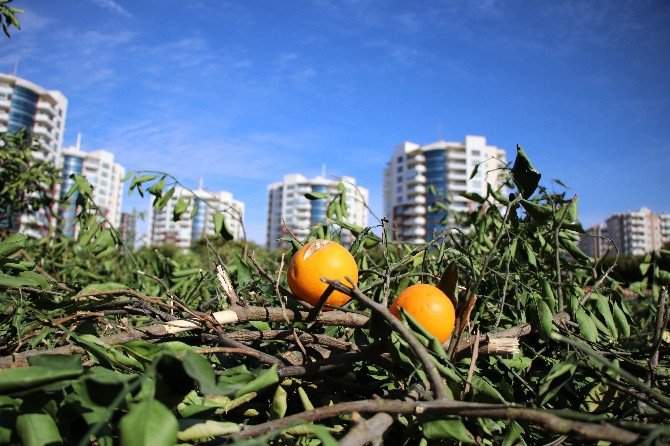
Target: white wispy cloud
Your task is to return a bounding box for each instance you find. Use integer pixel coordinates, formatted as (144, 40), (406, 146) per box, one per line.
(89, 0), (132, 18)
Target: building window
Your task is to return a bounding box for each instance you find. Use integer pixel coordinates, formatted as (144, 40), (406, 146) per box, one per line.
(397, 165), (403, 173)
(397, 156), (403, 163)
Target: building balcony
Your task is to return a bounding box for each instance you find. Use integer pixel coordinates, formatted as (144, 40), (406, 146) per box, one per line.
(403, 216), (426, 226)
(448, 151), (468, 161)
(400, 226), (426, 237)
(34, 113), (55, 127)
(406, 174), (426, 185)
(406, 153), (425, 166)
(406, 184), (426, 196)
(404, 205), (426, 216)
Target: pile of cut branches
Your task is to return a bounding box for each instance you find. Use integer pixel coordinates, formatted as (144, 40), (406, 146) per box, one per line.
(0, 140), (668, 445)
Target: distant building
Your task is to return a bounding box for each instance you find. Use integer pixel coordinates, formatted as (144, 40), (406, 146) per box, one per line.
(59, 143), (125, 237)
(148, 186), (244, 249)
(119, 211), (139, 247)
(604, 208), (670, 256)
(266, 174), (369, 251)
(0, 73), (68, 236)
(383, 136), (506, 243)
(578, 224), (613, 258)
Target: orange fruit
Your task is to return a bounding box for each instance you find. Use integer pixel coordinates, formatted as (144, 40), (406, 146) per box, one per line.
(389, 284), (456, 343)
(287, 239), (358, 308)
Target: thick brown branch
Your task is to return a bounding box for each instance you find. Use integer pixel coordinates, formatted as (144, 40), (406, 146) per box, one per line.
(209, 399), (639, 445)
(339, 413), (394, 446)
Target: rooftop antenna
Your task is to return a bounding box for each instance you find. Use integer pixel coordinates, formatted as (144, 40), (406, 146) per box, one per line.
(198, 177), (204, 190)
(438, 121), (443, 141)
(75, 133), (82, 151)
(321, 163), (326, 178)
(12, 55), (19, 77)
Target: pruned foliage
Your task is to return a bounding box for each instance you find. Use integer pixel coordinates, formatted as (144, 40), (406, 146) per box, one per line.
(0, 132), (668, 445)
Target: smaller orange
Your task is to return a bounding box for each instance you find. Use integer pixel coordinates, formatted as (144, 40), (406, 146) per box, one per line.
(287, 239), (358, 309)
(389, 284), (456, 344)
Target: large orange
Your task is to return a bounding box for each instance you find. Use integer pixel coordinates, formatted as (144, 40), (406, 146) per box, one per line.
(389, 284), (456, 343)
(287, 239), (358, 308)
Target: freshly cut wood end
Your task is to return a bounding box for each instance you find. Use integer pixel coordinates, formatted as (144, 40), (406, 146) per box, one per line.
(217, 264), (236, 301)
(486, 338), (519, 355)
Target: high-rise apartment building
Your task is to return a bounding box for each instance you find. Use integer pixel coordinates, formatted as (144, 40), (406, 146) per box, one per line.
(383, 136), (506, 243)
(605, 208), (670, 256)
(148, 186), (245, 249)
(578, 224), (613, 258)
(266, 174), (369, 251)
(119, 211), (139, 247)
(0, 74), (67, 162)
(59, 144), (125, 237)
(0, 74), (68, 235)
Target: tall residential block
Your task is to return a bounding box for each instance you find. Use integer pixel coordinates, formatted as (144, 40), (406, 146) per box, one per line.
(383, 136), (506, 243)
(148, 186), (245, 249)
(59, 145), (125, 237)
(0, 73), (68, 235)
(604, 208), (670, 256)
(578, 224), (613, 258)
(266, 174), (369, 251)
(119, 211), (139, 247)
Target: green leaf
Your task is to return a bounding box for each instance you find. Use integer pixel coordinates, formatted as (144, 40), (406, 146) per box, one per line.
(172, 197), (189, 222)
(235, 365), (279, 398)
(213, 211), (234, 241)
(0, 366), (83, 393)
(233, 252), (253, 287)
(177, 419), (240, 441)
(71, 334), (142, 370)
(511, 145), (541, 199)
(536, 298), (554, 340)
(269, 385), (287, 419)
(556, 197), (578, 224)
(0, 272), (39, 288)
(437, 261), (458, 308)
(612, 301), (630, 338)
(146, 176), (166, 198)
(501, 421), (525, 446)
(594, 294), (618, 339)
(129, 174), (157, 195)
(469, 163), (479, 180)
(576, 307), (598, 342)
(27, 354), (83, 372)
(297, 386), (314, 411)
(18, 271), (50, 290)
(422, 418), (476, 443)
(304, 191), (330, 200)
(16, 413), (63, 446)
(520, 199), (552, 221)
(461, 191), (486, 204)
(119, 399), (178, 446)
(154, 186), (175, 212)
(181, 351), (219, 395)
(78, 282), (128, 294)
(0, 233), (27, 257)
(121, 170), (135, 182)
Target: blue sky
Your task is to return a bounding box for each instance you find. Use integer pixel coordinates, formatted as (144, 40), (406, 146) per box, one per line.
(2, 0), (669, 244)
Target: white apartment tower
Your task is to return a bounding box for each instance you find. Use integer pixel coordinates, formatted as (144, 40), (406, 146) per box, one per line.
(0, 74), (67, 162)
(266, 174), (369, 251)
(0, 74), (68, 235)
(605, 208), (670, 255)
(383, 136), (506, 243)
(59, 145), (125, 237)
(148, 186), (245, 249)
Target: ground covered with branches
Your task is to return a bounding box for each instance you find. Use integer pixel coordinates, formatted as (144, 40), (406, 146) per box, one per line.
(0, 140), (669, 445)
